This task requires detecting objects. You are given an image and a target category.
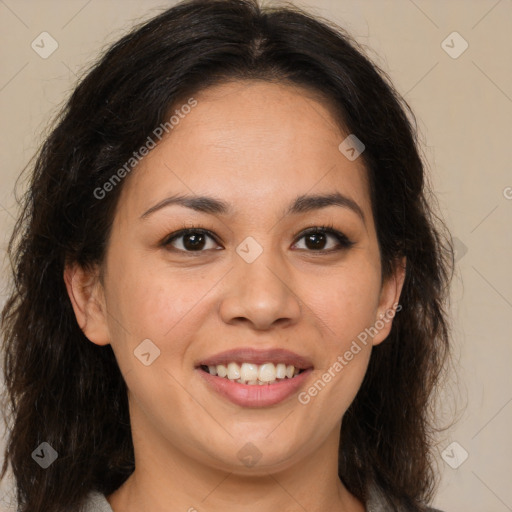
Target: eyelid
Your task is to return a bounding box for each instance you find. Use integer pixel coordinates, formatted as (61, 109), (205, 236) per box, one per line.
(292, 224), (355, 251)
(161, 227), (220, 249)
(161, 224), (354, 253)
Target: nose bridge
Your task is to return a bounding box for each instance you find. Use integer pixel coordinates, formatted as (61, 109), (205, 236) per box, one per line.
(219, 236), (302, 329)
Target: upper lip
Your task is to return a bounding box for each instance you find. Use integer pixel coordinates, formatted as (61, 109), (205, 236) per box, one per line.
(197, 348), (313, 369)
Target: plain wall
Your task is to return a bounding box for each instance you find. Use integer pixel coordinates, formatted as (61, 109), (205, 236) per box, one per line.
(1, 1), (511, 511)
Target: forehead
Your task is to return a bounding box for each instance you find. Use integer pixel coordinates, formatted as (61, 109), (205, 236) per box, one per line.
(117, 80), (371, 223)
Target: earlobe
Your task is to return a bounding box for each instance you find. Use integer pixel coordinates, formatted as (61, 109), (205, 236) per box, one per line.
(63, 262), (111, 346)
(372, 256), (407, 346)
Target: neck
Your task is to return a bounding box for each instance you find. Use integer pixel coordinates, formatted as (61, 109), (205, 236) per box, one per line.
(107, 407), (364, 512)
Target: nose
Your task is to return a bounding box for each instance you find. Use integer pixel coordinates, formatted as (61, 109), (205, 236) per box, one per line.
(218, 250), (302, 331)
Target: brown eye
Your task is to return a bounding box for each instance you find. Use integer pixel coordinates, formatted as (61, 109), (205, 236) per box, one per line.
(293, 227), (354, 252)
(163, 229), (220, 252)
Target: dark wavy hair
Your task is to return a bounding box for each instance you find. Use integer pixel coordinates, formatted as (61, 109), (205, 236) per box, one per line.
(1, 1), (454, 511)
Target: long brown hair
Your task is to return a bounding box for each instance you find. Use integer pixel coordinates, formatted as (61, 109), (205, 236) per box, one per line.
(1, 1), (454, 510)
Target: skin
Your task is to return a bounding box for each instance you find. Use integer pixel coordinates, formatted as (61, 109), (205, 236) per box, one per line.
(65, 80), (406, 512)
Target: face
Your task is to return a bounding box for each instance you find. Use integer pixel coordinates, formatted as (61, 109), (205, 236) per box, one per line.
(66, 80), (405, 476)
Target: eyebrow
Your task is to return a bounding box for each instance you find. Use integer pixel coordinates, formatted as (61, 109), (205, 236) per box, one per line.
(140, 191), (365, 224)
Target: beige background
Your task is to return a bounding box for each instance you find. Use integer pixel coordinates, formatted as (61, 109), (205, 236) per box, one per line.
(0, 1), (511, 510)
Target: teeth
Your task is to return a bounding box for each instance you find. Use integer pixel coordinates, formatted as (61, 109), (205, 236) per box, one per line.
(240, 363), (259, 382)
(204, 361), (304, 384)
(227, 362), (241, 380)
(258, 363), (276, 383)
(276, 363), (286, 379)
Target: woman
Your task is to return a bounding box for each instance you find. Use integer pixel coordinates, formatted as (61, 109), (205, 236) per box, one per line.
(0, 0), (453, 510)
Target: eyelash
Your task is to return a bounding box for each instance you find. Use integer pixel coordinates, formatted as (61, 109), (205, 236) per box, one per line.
(161, 223), (355, 255)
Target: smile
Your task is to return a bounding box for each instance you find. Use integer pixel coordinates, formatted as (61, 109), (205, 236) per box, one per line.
(200, 362), (305, 385)
(196, 348), (314, 408)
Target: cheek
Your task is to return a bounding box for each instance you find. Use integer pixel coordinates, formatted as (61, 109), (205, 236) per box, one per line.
(106, 249), (209, 336)
(103, 258), (215, 421)
(302, 328), (372, 427)
(103, 250), (215, 378)
(305, 263), (381, 343)
(296, 261), (380, 416)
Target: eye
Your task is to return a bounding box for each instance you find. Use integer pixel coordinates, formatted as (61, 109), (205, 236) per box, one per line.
(161, 224), (354, 254)
(162, 228), (221, 252)
(292, 225), (354, 252)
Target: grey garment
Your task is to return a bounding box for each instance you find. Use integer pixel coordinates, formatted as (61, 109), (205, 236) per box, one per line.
(82, 488), (444, 512)
(82, 491), (114, 512)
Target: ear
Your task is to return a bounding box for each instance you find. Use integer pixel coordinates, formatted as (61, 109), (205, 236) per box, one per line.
(63, 262), (111, 346)
(371, 256), (406, 346)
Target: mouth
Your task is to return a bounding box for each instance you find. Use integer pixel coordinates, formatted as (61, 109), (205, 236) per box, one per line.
(196, 348), (313, 407)
(198, 362), (307, 385)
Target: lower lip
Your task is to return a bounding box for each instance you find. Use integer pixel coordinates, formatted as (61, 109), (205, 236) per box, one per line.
(197, 368), (313, 408)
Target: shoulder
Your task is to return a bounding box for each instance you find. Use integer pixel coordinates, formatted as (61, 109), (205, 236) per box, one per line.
(81, 491), (114, 512)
